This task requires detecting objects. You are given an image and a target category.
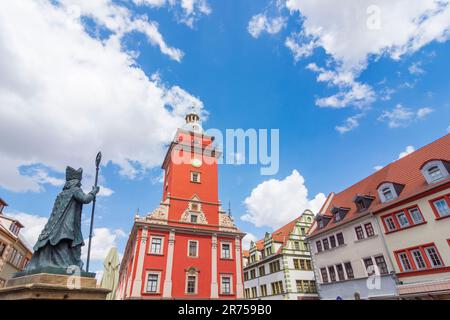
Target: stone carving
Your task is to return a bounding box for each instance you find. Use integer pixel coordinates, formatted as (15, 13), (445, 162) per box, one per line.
(180, 208), (208, 224)
(146, 202), (169, 225)
(219, 213), (237, 231)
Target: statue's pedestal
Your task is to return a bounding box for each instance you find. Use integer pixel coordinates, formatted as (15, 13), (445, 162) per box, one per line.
(0, 273), (110, 300)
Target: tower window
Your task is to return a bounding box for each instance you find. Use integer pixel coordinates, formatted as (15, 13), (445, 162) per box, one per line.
(185, 271), (198, 295)
(221, 243), (232, 259)
(188, 240), (199, 257)
(220, 275), (232, 294)
(145, 272), (160, 293)
(190, 171), (201, 183)
(149, 236), (164, 255)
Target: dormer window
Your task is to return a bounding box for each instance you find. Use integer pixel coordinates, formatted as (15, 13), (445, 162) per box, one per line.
(354, 195), (375, 212)
(331, 207), (350, 222)
(382, 187), (394, 201)
(9, 222), (20, 236)
(421, 160), (449, 184)
(377, 182), (404, 203)
(428, 166), (443, 181)
(315, 215), (331, 229)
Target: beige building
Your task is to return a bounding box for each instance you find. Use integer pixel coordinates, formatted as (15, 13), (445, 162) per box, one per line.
(243, 210), (318, 300)
(308, 134), (450, 300)
(308, 194), (397, 300)
(0, 197), (33, 288)
(370, 136), (450, 299)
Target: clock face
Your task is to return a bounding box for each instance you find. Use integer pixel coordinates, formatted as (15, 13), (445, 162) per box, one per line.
(191, 158), (202, 168)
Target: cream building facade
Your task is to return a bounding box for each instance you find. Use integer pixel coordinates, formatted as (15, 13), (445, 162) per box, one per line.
(308, 134), (450, 300)
(0, 197), (32, 288)
(243, 210), (318, 300)
(308, 197), (398, 300)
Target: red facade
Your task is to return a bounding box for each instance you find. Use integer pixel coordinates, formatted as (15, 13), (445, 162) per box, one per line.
(117, 113), (245, 299)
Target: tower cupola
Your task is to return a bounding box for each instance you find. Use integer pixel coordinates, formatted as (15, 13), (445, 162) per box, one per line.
(182, 109), (203, 133)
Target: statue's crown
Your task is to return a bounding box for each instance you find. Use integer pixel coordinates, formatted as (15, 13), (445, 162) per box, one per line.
(66, 166), (83, 181)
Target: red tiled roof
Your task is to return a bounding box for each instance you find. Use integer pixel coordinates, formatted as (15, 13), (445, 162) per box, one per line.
(248, 216), (302, 253)
(255, 240), (264, 250)
(272, 217), (300, 244)
(242, 250), (250, 258)
(310, 134), (450, 237)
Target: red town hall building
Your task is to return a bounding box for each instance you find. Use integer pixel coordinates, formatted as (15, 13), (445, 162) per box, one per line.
(116, 112), (245, 299)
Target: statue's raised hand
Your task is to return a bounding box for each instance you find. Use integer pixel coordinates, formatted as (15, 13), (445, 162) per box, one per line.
(92, 186), (100, 195)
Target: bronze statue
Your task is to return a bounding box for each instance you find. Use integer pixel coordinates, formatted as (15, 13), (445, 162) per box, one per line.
(25, 166), (100, 272)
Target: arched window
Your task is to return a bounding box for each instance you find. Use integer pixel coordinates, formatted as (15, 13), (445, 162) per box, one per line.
(421, 160), (449, 184)
(427, 166), (443, 182)
(382, 187), (393, 201)
(377, 182), (400, 203)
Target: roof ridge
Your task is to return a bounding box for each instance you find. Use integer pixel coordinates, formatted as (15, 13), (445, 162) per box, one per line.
(328, 134), (450, 200)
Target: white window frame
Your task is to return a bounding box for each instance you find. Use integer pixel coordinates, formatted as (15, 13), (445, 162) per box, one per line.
(148, 236), (164, 255)
(190, 171), (201, 183)
(190, 213), (198, 223)
(396, 212), (410, 228)
(220, 242), (232, 259)
(408, 207), (423, 224)
(187, 240), (199, 257)
(424, 246), (443, 268)
(433, 198), (450, 218)
(144, 270), (161, 293)
(220, 274), (233, 295)
(421, 160), (449, 184)
(185, 272), (198, 295)
(378, 183), (398, 203)
(411, 249), (427, 270)
(398, 252), (413, 271)
(384, 216), (396, 232)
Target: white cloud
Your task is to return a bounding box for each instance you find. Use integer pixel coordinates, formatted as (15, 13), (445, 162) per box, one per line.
(306, 63), (375, 109)
(416, 107), (434, 118)
(378, 104), (434, 128)
(0, 1), (204, 192)
(134, 0), (211, 28)
(241, 170), (326, 229)
(335, 113), (364, 134)
(5, 212), (48, 248)
(447, 125), (450, 133)
(242, 232), (257, 250)
(285, 0), (450, 72)
(252, 1), (450, 118)
(97, 185), (114, 197)
(82, 227), (126, 262)
(373, 145), (416, 171)
(398, 145), (415, 159)
(248, 14), (286, 38)
(408, 61), (425, 75)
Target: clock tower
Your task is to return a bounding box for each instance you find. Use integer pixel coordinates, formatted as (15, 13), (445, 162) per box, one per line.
(117, 111), (245, 300)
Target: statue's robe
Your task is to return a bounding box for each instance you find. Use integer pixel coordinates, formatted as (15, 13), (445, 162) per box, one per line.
(26, 183), (95, 271)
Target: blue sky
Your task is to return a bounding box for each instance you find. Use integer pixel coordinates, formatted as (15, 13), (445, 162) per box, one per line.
(1, 0), (450, 275)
